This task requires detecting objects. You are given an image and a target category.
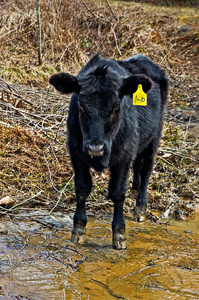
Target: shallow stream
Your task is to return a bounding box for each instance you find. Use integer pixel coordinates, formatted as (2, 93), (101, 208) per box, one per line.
(0, 209), (199, 300)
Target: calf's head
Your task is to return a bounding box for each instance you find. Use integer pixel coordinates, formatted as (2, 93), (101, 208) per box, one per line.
(49, 55), (153, 158)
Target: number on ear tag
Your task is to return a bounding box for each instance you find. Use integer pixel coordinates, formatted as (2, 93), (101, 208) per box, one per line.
(133, 84), (147, 106)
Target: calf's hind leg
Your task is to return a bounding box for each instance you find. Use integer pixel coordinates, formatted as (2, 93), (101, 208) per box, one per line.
(132, 154), (141, 191)
(134, 140), (157, 222)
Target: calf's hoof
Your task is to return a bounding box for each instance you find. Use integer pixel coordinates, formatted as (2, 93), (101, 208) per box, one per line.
(112, 233), (126, 250)
(71, 227), (85, 244)
(133, 206), (147, 222)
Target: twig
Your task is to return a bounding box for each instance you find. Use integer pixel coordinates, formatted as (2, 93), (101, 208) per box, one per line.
(0, 31), (32, 47)
(111, 26), (121, 55)
(8, 220), (26, 238)
(156, 155), (173, 166)
(0, 28), (17, 39)
(0, 78), (34, 106)
(47, 242), (84, 257)
(43, 151), (60, 193)
(49, 174), (74, 214)
(81, 1), (98, 19)
(158, 148), (197, 162)
(119, 264), (158, 280)
(91, 278), (128, 300)
(124, 281), (167, 291)
(31, 218), (53, 229)
(0, 102), (41, 120)
(104, 0), (118, 21)
(18, 236), (30, 253)
(4, 0), (36, 20)
(7, 190), (43, 211)
(36, 0), (42, 65)
(48, 254), (76, 269)
(187, 184), (199, 199)
(0, 121), (14, 128)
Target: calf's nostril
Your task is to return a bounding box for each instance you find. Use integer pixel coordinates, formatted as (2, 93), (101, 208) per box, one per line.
(88, 144), (104, 151)
(86, 143), (105, 156)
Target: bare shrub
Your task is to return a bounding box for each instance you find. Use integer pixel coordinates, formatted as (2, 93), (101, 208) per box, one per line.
(0, 0), (122, 80)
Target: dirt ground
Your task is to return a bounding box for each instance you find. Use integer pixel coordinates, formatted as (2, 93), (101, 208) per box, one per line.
(0, 0), (199, 220)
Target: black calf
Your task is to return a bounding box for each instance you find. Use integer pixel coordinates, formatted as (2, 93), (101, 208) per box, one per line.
(49, 54), (168, 249)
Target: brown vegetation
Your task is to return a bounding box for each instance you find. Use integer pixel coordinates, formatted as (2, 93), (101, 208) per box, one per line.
(0, 0), (198, 219)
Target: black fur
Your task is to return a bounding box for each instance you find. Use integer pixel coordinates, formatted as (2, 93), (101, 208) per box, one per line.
(49, 54), (168, 249)
(49, 72), (80, 94)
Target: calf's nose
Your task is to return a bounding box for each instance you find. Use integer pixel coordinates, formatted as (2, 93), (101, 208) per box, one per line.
(86, 143), (105, 156)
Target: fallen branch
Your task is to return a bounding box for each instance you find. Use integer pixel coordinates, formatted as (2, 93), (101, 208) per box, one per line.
(0, 31), (32, 47)
(7, 190), (43, 211)
(0, 77), (33, 105)
(48, 254), (77, 269)
(119, 264), (158, 280)
(31, 218), (53, 229)
(47, 242), (84, 257)
(91, 278), (128, 300)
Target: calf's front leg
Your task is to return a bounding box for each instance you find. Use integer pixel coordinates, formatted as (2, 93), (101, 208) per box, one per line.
(70, 157), (92, 244)
(109, 159), (131, 249)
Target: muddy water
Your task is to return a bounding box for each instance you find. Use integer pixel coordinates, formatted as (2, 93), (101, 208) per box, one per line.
(0, 210), (199, 300)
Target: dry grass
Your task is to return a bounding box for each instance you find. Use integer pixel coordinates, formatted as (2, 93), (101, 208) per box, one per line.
(0, 78), (76, 213)
(1, 0), (198, 82)
(0, 0), (198, 219)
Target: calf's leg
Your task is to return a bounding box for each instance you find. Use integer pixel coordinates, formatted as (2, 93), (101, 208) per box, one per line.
(132, 154), (141, 191)
(109, 159), (131, 249)
(70, 157), (92, 244)
(134, 140), (157, 221)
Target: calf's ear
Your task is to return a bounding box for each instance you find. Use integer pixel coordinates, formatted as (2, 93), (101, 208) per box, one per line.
(119, 74), (153, 98)
(49, 72), (80, 94)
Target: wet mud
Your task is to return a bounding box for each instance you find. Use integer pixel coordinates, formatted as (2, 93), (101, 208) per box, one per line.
(0, 210), (199, 300)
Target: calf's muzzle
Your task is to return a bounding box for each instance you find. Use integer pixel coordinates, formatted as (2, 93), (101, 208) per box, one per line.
(86, 142), (105, 156)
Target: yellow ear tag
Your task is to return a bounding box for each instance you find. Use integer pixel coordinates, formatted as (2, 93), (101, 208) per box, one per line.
(133, 84), (147, 106)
